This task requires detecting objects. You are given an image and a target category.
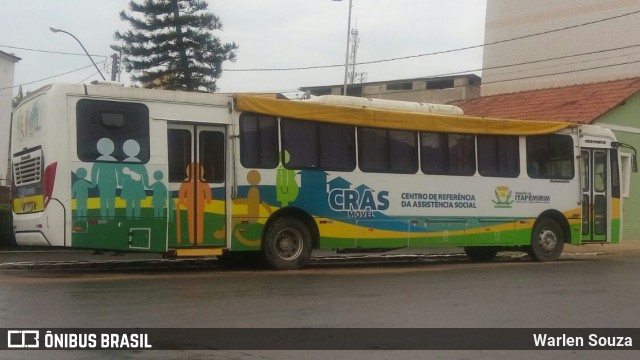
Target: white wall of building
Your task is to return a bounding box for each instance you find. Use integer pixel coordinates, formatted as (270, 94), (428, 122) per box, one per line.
(0, 52), (20, 184)
(482, 0), (640, 95)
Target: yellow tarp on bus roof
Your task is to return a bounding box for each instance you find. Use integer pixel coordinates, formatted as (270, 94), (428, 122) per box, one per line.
(234, 94), (576, 136)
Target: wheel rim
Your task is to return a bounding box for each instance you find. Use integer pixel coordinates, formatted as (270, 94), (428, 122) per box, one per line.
(537, 228), (558, 252)
(273, 227), (304, 261)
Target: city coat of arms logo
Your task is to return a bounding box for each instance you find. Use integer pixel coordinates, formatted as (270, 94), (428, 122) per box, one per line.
(492, 185), (514, 208)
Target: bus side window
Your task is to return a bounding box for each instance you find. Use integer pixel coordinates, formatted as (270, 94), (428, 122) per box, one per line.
(281, 118), (355, 171)
(359, 127), (418, 174)
(420, 132), (475, 176)
(526, 134), (574, 179)
(239, 113), (279, 169)
(477, 135), (519, 178)
(76, 99), (150, 163)
(281, 119), (318, 169)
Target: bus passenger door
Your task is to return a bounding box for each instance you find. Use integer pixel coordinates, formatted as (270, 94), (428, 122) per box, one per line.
(581, 149), (607, 242)
(167, 124), (227, 248)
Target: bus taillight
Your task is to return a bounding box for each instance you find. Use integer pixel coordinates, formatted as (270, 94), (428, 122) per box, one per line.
(43, 162), (57, 207)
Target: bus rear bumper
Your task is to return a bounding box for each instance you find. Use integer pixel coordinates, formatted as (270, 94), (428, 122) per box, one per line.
(13, 210), (61, 246)
(15, 231), (52, 246)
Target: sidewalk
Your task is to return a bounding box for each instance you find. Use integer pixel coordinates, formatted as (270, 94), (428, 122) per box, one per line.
(563, 239), (640, 255)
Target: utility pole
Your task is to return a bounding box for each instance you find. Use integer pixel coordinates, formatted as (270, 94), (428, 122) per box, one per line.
(110, 53), (120, 81)
(348, 27), (366, 85)
(348, 28), (359, 85)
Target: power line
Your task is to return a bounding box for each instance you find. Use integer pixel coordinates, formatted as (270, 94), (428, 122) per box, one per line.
(0, 44), (108, 58)
(0, 61), (106, 91)
(483, 59), (640, 85)
(298, 43), (640, 96)
(4, 5), (638, 95)
(431, 44), (640, 78)
(225, 8), (640, 72)
(488, 50), (640, 79)
(308, 56), (640, 98)
(6, 8), (640, 95)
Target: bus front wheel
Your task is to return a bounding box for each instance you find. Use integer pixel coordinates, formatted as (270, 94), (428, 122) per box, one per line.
(263, 217), (312, 270)
(528, 218), (564, 262)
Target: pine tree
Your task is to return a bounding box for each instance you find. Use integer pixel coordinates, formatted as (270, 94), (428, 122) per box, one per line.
(114, 0), (238, 92)
(12, 86), (24, 109)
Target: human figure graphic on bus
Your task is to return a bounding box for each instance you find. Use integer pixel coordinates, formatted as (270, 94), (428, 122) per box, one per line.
(276, 150), (299, 207)
(150, 170), (168, 218)
(120, 139), (149, 218)
(72, 167), (94, 218)
(176, 162), (211, 244)
(219, 170), (273, 246)
(90, 137), (120, 218)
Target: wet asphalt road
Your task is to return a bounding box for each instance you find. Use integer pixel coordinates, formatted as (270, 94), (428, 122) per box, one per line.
(1, 251), (639, 359)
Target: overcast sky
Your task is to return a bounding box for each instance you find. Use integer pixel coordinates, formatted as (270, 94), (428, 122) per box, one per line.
(1, 0), (487, 97)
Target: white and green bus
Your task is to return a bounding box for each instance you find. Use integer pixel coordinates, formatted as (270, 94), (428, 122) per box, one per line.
(11, 83), (637, 269)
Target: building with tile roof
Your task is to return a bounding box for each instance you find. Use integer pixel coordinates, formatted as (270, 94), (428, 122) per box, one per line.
(1, 50), (21, 185)
(453, 78), (640, 239)
(453, 78), (640, 124)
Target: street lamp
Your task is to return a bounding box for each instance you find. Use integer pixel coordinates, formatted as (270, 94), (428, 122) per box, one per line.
(110, 44), (123, 82)
(333, 0), (353, 96)
(49, 26), (106, 81)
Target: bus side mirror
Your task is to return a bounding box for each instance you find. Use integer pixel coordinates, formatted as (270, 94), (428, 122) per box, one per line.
(617, 143), (638, 173)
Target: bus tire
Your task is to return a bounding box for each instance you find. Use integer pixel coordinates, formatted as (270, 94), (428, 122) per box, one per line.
(527, 218), (564, 262)
(263, 217), (312, 270)
(464, 246), (498, 262)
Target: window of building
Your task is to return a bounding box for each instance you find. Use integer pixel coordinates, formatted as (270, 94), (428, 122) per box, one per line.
(344, 86), (363, 97)
(477, 135), (520, 177)
(386, 82), (413, 91)
(239, 113), (279, 168)
(76, 99), (149, 163)
(426, 79), (455, 90)
(281, 118), (355, 171)
(420, 132), (475, 176)
(526, 134), (574, 179)
(358, 128), (418, 173)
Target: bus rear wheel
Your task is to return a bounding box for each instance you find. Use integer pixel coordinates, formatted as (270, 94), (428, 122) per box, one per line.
(528, 218), (564, 262)
(263, 217), (312, 270)
(464, 246), (498, 262)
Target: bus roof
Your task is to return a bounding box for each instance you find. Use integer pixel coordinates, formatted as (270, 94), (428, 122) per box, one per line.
(304, 95), (464, 116)
(235, 94), (576, 136)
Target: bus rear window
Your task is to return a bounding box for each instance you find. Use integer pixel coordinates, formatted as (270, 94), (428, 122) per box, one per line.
(76, 99), (150, 163)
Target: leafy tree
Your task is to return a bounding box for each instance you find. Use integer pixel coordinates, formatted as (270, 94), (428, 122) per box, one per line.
(115, 0), (238, 92)
(12, 86), (23, 109)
